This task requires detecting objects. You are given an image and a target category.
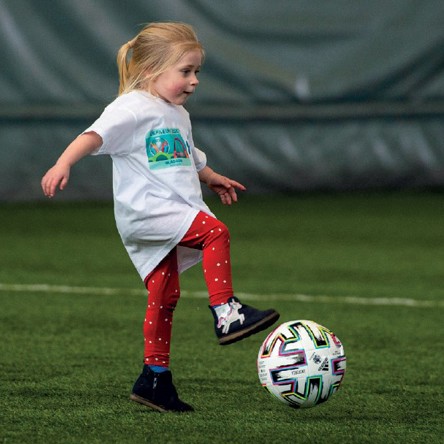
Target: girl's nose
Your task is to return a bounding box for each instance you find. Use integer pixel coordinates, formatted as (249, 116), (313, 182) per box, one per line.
(191, 75), (199, 86)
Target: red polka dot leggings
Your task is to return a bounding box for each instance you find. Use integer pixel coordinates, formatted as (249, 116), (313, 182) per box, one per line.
(142, 211), (233, 367)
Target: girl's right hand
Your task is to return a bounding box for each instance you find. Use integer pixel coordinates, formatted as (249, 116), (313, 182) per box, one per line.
(40, 132), (103, 198)
(41, 163), (71, 198)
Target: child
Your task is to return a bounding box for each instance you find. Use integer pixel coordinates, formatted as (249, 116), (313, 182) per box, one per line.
(41, 22), (279, 413)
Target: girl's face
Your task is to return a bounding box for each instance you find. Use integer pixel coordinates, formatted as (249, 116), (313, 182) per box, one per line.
(150, 49), (202, 105)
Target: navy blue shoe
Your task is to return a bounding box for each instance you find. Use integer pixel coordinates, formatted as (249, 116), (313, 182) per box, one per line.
(210, 296), (280, 345)
(130, 365), (194, 413)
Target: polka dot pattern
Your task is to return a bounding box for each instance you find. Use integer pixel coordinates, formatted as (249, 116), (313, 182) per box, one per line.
(142, 211), (234, 367)
(142, 249), (180, 368)
(179, 211), (233, 306)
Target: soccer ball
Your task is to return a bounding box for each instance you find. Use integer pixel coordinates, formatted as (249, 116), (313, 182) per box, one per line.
(257, 320), (346, 408)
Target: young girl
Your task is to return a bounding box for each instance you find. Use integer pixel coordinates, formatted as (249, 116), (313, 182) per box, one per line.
(41, 22), (279, 413)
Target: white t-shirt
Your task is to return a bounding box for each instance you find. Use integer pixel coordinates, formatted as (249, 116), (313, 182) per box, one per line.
(85, 90), (214, 280)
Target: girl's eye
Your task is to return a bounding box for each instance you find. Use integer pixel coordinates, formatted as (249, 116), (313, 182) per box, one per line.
(181, 69), (199, 75)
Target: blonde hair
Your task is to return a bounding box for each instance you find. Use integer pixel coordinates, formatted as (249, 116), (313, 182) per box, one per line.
(117, 22), (204, 95)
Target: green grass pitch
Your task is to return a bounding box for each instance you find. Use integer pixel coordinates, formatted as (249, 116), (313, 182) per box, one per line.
(0, 192), (443, 443)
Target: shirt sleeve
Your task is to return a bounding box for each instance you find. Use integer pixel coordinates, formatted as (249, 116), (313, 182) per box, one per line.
(84, 105), (138, 157)
(192, 146), (207, 172)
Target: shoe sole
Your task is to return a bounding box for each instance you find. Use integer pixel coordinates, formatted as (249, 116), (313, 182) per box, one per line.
(218, 310), (280, 345)
(130, 393), (169, 413)
(130, 393), (194, 413)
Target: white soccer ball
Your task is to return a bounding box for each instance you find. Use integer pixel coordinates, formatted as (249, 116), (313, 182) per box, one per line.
(257, 320), (346, 408)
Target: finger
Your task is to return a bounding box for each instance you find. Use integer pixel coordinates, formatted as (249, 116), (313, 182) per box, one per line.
(45, 176), (59, 198)
(227, 187), (238, 203)
(228, 180), (246, 191)
(41, 177), (47, 195)
(59, 176), (68, 191)
(42, 178), (53, 197)
(47, 180), (56, 198)
(220, 191), (232, 205)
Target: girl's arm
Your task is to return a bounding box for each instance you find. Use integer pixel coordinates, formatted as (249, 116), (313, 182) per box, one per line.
(198, 166), (246, 205)
(41, 131), (102, 198)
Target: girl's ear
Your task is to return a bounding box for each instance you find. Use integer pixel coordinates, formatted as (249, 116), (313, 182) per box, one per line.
(140, 70), (153, 91)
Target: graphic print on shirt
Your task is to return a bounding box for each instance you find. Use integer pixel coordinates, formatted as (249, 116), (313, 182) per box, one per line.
(146, 128), (191, 170)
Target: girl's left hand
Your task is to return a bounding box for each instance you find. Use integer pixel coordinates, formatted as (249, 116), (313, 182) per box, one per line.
(206, 172), (246, 205)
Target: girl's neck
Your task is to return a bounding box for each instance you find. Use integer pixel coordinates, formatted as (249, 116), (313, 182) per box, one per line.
(138, 89), (176, 106)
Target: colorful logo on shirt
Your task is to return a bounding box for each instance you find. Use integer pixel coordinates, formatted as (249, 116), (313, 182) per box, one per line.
(146, 128), (191, 169)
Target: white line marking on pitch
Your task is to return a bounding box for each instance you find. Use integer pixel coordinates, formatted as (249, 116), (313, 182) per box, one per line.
(0, 283), (442, 308)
